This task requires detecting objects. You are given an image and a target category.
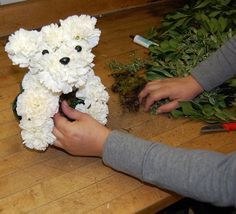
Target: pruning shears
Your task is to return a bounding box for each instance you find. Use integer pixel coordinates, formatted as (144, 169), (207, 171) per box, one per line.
(201, 122), (236, 133)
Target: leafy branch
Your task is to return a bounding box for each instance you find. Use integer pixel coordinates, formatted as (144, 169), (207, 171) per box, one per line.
(146, 0), (236, 123)
(109, 0), (236, 123)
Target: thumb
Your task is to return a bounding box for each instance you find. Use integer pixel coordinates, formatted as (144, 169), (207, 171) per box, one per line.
(61, 101), (83, 120)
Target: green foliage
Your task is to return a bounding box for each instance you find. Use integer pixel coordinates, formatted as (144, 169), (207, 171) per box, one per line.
(109, 0), (236, 123)
(146, 0), (236, 123)
(12, 85), (24, 121)
(108, 57), (145, 74)
(111, 72), (147, 111)
(108, 54), (147, 111)
(171, 88), (236, 123)
(59, 90), (84, 109)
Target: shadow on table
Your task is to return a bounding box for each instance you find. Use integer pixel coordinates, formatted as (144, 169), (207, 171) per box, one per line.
(157, 198), (236, 214)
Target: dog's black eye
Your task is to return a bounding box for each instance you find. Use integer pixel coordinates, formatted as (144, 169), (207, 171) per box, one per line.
(75, 45), (82, 52)
(42, 49), (49, 55)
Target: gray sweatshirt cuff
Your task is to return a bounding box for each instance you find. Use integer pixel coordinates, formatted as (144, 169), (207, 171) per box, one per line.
(191, 36), (236, 91)
(103, 130), (154, 180)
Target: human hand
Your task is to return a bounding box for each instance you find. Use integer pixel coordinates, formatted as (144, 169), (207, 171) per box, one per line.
(53, 101), (111, 157)
(138, 75), (204, 113)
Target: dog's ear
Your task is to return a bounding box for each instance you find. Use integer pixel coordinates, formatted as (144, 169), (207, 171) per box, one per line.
(60, 15), (101, 49)
(86, 27), (101, 49)
(5, 28), (42, 68)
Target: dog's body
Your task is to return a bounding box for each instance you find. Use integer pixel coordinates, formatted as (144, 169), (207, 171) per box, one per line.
(5, 15), (109, 150)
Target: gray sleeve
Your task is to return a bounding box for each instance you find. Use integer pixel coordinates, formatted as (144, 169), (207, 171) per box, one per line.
(191, 36), (236, 91)
(103, 130), (236, 207)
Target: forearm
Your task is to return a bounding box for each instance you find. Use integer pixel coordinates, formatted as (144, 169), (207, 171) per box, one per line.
(103, 130), (236, 207)
(191, 36), (236, 91)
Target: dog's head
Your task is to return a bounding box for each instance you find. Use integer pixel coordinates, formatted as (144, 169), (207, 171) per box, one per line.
(5, 15), (101, 94)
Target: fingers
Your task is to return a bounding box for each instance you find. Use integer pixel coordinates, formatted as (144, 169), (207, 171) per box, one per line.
(52, 126), (65, 148)
(139, 79), (181, 112)
(54, 112), (69, 126)
(53, 112), (73, 136)
(53, 139), (63, 149)
(157, 100), (179, 113)
(52, 126), (64, 140)
(138, 80), (161, 103)
(61, 101), (84, 121)
(53, 101), (86, 141)
(143, 89), (169, 111)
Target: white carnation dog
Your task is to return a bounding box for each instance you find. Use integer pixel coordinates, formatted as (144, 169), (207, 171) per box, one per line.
(5, 15), (109, 151)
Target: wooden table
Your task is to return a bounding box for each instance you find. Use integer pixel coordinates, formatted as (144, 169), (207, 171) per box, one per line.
(0, 1), (236, 213)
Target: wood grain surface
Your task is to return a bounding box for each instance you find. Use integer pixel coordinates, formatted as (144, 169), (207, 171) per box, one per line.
(0, 0), (174, 37)
(1, 1), (235, 213)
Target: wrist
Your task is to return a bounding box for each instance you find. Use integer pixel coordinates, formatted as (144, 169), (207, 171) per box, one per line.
(187, 75), (204, 95)
(96, 128), (111, 157)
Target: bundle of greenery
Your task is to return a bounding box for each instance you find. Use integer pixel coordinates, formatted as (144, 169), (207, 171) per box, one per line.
(110, 0), (236, 123)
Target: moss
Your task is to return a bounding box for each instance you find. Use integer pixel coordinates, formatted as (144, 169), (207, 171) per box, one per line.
(111, 71), (147, 111)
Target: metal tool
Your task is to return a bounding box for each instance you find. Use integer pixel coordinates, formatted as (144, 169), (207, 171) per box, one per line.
(201, 122), (236, 133)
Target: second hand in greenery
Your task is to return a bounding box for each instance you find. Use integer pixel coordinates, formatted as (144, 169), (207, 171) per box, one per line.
(145, 0), (236, 123)
(109, 0), (236, 123)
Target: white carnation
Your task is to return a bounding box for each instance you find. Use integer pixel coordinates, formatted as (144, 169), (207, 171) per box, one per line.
(41, 23), (63, 47)
(75, 74), (109, 124)
(76, 100), (108, 125)
(20, 118), (55, 150)
(60, 15), (101, 48)
(16, 88), (59, 121)
(5, 29), (42, 67)
(76, 75), (109, 102)
(69, 40), (95, 65)
(21, 72), (45, 91)
(87, 101), (109, 125)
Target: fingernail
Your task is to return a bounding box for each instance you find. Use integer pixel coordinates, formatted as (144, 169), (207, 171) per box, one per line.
(157, 109), (162, 114)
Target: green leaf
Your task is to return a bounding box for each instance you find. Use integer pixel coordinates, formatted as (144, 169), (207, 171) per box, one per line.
(228, 78), (236, 87)
(169, 39), (178, 49)
(151, 67), (174, 78)
(226, 9), (236, 16)
(191, 102), (203, 110)
(171, 109), (184, 118)
(194, 0), (212, 9)
(147, 71), (162, 80)
(167, 12), (189, 20)
(160, 40), (170, 51)
(196, 28), (208, 37)
(219, 17), (228, 32)
(179, 101), (201, 116)
(222, 110), (236, 120)
(209, 11), (221, 18)
(214, 112), (229, 121)
(202, 104), (215, 116)
(207, 18), (219, 33)
(217, 0), (231, 6)
(161, 21), (173, 28)
(209, 97), (216, 105)
(218, 100), (226, 108)
(174, 17), (188, 28)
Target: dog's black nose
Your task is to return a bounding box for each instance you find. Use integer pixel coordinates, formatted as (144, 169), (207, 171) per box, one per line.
(60, 57), (70, 65)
